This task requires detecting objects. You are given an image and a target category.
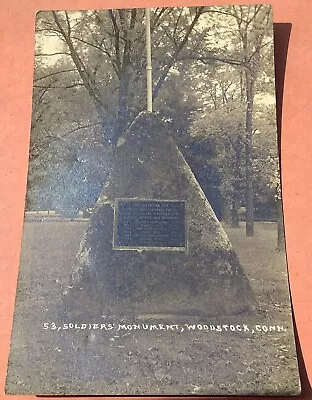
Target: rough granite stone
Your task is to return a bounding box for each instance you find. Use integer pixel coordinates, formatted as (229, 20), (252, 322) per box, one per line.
(64, 112), (254, 318)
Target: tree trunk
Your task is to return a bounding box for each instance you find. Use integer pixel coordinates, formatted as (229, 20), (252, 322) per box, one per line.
(245, 69), (254, 236)
(231, 195), (239, 227)
(276, 197), (285, 252)
(222, 196), (232, 224)
(231, 140), (242, 228)
(114, 72), (131, 146)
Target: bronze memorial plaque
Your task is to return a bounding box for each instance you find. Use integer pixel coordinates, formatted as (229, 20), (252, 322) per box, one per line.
(113, 199), (186, 250)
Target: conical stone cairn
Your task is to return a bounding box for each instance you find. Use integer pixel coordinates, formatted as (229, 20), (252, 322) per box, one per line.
(64, 113), (254, 318)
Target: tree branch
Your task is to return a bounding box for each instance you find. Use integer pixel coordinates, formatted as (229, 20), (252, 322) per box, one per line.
(30, 123), (101, 161)
(35, 52), (71, 57)
(34, 69), (78, 82)
(34, 83), (85, 89)
(108, 9), (122, 75)
(152, 6), (205, 100)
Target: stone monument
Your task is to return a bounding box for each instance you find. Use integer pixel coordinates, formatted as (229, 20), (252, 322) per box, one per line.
(64, 112), (254, 318)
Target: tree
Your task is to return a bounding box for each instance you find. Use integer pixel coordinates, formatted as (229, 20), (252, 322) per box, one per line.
(29, 8), (217, 212)
(36, 8), (207, 147)
(191, 99), (246, 227)
(230, 5), (273, 235)
(186, 6), (275, 235)
(30, 5), (278, 236)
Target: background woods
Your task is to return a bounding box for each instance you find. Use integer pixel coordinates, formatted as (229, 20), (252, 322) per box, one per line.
(29, 5), (281, 243)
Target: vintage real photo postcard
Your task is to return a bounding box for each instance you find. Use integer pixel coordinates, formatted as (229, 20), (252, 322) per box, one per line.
(6, 5), (301, 395)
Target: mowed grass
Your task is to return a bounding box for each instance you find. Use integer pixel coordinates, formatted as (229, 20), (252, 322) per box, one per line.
(7, 220), (300, 395)
(223, 221), (292, 319)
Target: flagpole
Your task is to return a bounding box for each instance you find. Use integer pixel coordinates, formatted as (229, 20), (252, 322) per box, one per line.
(145, 8), (153, 112)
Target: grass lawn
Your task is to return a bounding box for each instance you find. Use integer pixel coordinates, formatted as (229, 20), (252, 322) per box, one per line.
(224, 221), (291, 320)
(6, 220), (300, 395)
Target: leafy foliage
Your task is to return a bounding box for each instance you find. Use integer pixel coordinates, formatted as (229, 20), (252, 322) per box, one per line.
(28, 5), (280, 233)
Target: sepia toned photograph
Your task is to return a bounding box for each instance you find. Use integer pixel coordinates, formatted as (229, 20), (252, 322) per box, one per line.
(6, 5), (300, 395)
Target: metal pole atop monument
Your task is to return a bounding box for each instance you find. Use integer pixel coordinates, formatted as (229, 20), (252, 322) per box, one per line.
(145, 8), (153, 112)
